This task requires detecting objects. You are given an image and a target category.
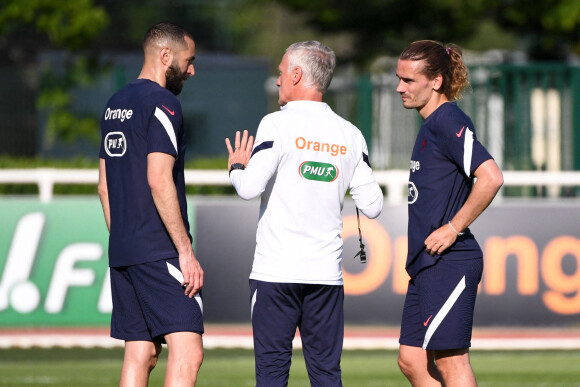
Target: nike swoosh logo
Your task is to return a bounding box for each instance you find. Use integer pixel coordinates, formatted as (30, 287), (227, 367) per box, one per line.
(456, 126), (465, 137)
(423, 314), (433, 327)
(162, 105), (175, 116)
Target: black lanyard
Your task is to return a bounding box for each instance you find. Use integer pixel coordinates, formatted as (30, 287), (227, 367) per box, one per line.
(353, 207), (367, 264)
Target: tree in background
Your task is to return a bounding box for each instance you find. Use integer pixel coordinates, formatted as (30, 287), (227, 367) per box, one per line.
(493, 0), (580, 60)
(0, 0), (109, 151)
(0, 0), (108, 50)
(1, 0), (579, 157)
(227, 1), (355, 70)
(258, 0), (580, 62)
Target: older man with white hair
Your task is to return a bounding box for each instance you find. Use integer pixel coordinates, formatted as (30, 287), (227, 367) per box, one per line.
(225, 40), (383, 387)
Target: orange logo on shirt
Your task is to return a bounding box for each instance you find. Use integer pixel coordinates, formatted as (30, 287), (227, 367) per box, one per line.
(295, 137), (347, 156)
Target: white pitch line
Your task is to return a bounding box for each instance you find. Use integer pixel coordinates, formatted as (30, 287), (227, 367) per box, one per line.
(1, 334), (580, 350)
(0, 334), (121, 349)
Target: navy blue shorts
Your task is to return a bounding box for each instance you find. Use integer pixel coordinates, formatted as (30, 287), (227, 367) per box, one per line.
(110, 257), (204, 343)
(399, 257), (482, 351)
(250, 279), (344, 387)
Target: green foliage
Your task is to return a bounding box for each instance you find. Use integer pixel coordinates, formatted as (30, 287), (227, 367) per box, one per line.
(0, 0), (110, 149)
(463, 20), (520, 51)
(549, 0), (580, 32)
(0, 0), (109, 51)
(258, 0), (580, 61)
(255, 0), (493, 63)
(228, 2), (355, 69)
(37, 55), (110, 146)
(0, 156), (98, 168)
(491, 0), (580, 59)
(185, 156), (229, 170)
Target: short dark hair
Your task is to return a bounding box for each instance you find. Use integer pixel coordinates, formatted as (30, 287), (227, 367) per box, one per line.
(400, 40), (470, 101)
(143, 22), (194, 52)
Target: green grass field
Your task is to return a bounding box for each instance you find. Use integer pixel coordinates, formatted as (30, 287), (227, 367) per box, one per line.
(1, 347), (579, 386)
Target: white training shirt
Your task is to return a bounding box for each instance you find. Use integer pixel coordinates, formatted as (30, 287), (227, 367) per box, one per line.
(230, 101), (383, 285)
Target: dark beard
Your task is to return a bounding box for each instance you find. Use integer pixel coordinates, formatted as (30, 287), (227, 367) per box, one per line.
(165, 64), (187, 96)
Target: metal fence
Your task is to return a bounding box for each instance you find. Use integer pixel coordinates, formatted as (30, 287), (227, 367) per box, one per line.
(361, 63), (580, 173)
(312, 63), (580, 198)
(2, 58), (580, 194)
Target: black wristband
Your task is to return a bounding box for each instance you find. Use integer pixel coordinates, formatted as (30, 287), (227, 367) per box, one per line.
(229, 163), (245, 176)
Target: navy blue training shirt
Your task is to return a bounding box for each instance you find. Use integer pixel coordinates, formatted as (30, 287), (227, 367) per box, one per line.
(99, 79), (191, 267)
(406, 102), (493, 278)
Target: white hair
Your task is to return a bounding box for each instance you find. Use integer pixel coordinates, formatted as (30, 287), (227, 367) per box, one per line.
(286, 41), (336, 93)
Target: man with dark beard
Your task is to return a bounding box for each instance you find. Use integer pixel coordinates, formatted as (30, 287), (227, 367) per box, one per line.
(98, 22), (204, 386)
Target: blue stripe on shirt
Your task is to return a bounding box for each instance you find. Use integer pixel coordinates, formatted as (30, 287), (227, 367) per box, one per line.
(363, 152), (371, 168)
(251, 141), (274, 158)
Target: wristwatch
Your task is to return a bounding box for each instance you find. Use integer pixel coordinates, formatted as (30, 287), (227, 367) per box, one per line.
(229, 163), (245, 175)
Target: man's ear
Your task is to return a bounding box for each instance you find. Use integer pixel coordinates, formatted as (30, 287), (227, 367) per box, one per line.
(160, 46), (173, 67)
(432, 74), (443, 92)
(292, 66), (302, 85)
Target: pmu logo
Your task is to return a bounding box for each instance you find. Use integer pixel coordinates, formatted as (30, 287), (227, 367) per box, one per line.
(408, 182), (418, 204)
(104, 132), (127, 157)
(299, 161), (339, 182)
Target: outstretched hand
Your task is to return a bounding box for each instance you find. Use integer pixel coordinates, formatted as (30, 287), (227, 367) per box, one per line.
(225, 130), (254, 169)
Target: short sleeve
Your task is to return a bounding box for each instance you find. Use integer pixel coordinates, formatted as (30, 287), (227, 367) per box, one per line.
(147, 101), (183, 157)
(99, 139), (106, 159)
(440, 116), (492, 178)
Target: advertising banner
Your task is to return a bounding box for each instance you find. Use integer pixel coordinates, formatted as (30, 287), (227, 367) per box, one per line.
(0, 198), (110, 325)
(196, 198), (580, 326)
(1, 197), (579, 327)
